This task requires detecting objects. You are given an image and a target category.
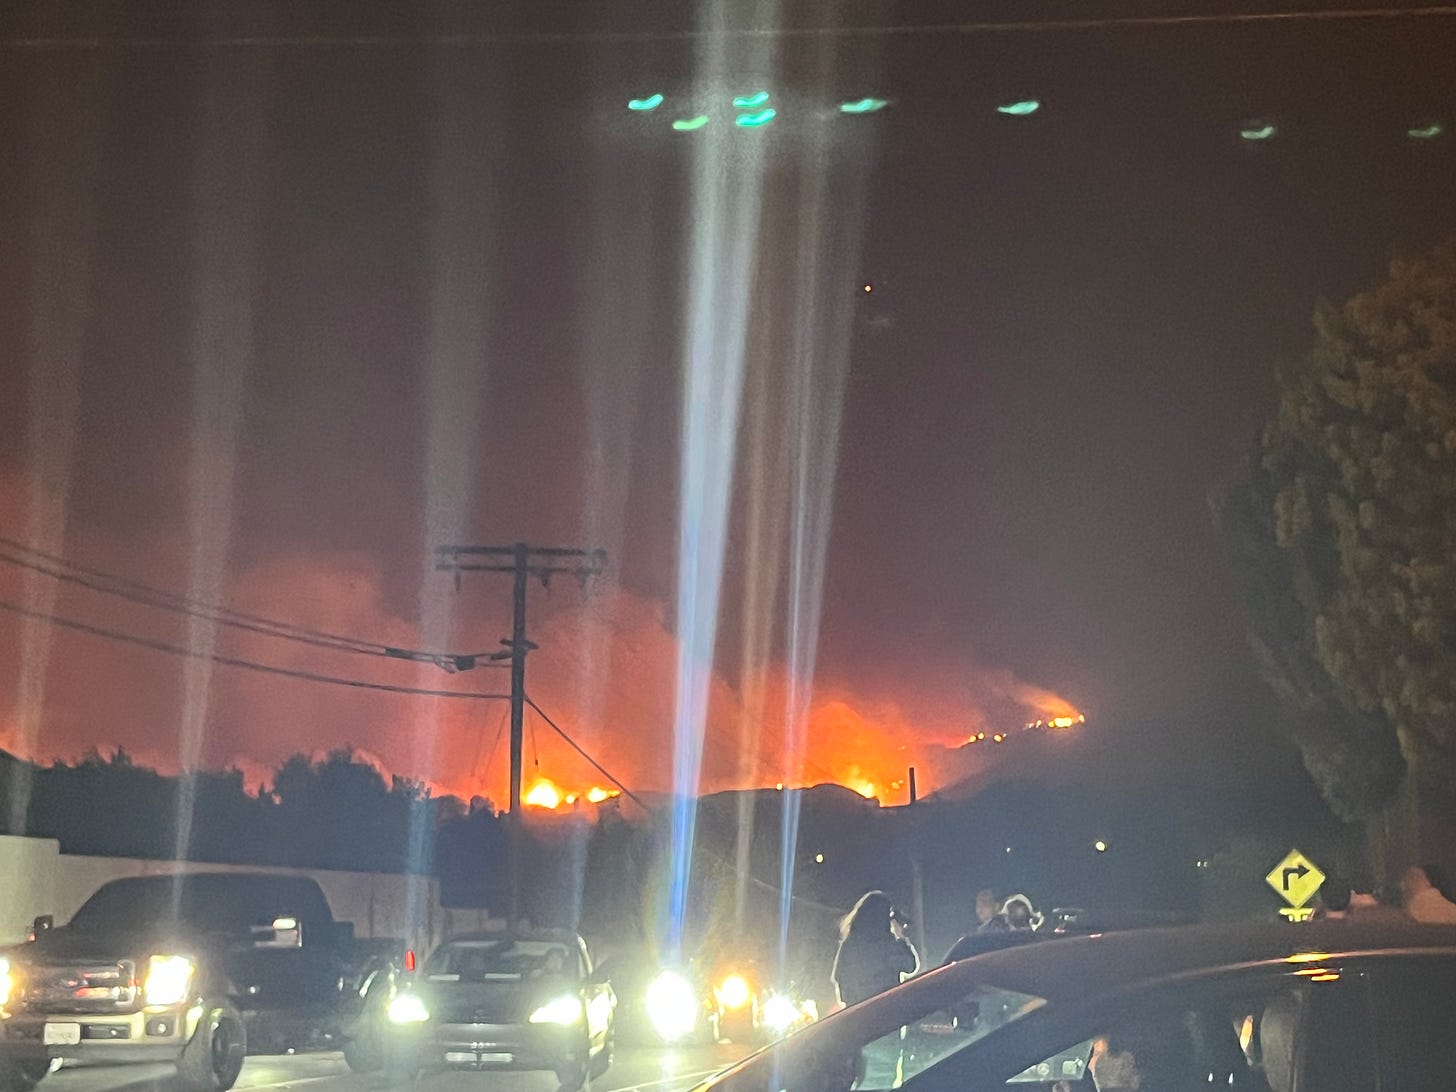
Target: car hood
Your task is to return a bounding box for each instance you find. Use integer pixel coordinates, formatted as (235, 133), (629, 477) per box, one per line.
(415, 977), (579, 1025)
(20, 925), (220, 963)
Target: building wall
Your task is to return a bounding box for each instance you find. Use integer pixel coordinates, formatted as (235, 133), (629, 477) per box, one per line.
(0, 835), (486, 954)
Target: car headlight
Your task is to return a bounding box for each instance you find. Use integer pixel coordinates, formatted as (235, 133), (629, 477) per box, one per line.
(0, 957), (12, 1008)
(716, 973), (751, 1010)
(529, 994), (585, 1025)
(645, 970), (698, 1042)
(386, 992), (430, 1025)
(762, 993), (801, 1033)
(143, 955), (196, 1007)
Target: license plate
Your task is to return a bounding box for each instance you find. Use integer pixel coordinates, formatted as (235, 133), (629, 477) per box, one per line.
(43, 1023), (81, 1046)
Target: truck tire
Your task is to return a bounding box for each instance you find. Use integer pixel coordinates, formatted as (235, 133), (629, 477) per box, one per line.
(0, 1057), (52, 1092)
(175, 1001), (246, 1092)
(588, 1028), (614, 1078)
(342, 1036), (381, 1075)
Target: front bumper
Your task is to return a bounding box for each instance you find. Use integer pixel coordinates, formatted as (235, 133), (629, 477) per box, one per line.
(0, 1003), (200, 1069)
(388, 1021), (588, 1073)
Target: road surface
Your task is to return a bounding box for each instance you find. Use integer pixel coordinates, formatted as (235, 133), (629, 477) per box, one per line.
(44, 1044), (750, 1092)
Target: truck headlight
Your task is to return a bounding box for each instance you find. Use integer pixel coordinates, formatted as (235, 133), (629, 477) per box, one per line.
(0, 957), (12, 1008)
(387, 992), (430, 1025)
(645, 970), (697, 1042)
(716, 973), (751, 1010)
(144, 955), (196, 1007)
(529, 995), (585, 1025)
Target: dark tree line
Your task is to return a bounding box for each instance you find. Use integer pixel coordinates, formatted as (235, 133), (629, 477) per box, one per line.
(0, 745), (469, 873)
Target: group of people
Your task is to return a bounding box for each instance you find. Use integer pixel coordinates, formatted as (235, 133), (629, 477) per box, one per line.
(831, 887), (1042, 1008)
(832, 866), (1456, 1009)
(1315, 863), (1456, 923)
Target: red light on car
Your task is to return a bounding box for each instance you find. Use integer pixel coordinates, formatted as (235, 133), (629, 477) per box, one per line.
(404, 949), (416, 972)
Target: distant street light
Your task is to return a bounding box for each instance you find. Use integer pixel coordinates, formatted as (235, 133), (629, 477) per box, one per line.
(1094, 840), (1108, 853)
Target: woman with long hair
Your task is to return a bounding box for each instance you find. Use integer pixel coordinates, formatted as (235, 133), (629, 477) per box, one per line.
(831, 890), (920, 1007)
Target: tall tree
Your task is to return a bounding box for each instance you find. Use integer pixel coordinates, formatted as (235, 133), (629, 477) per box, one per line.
(1216, 238), (1456, 864)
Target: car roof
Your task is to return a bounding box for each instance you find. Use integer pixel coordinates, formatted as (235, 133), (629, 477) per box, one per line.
(935, 920), (1456, 1004)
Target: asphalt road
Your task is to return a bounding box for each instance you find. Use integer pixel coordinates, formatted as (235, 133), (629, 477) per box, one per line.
(43, 1044), (750, 1092)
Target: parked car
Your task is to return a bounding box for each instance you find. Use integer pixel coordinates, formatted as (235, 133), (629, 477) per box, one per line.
(366, 929), (614, 1091)
(698, 920), (1456, 1092)
(0, 872), (394, 1092)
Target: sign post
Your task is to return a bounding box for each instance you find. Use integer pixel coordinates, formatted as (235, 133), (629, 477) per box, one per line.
(1265, 848), (1326, 921)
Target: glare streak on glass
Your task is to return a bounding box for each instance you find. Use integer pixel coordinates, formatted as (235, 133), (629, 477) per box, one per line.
(996, 99), (1041, 116)
(628, 93), (665, 111)
(732, 91), (772, 109)
(576, 51), (659, 910)
(668, 0), (776, 954)
(8, 62), (102, 831)
(1240, 121), (1277, 140)
(411, 46), (498, 923)
(839, 98), (889, 114)
(1408, 122), (1443, 139)
(673, 115), (711, 131)
(775, 41), (878, 960)
(176, 55), (271, 862)
(732, 325), (792, 929)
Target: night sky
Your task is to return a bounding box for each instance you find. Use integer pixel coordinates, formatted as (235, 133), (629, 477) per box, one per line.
(3, 1), (1456, 803)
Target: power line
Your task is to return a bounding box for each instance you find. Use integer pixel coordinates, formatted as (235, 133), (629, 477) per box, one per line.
(0, 595), (511, 703)
(6, 6), (1456, 48)
(0, 535), (501, 672)
(523, 695), (844, 916)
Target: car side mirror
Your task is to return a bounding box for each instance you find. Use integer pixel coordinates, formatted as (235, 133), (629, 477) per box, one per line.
(29, 914), (54, 941)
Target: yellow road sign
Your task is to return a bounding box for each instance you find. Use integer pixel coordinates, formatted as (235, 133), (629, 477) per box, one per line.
(1266, 848), (1326, 908)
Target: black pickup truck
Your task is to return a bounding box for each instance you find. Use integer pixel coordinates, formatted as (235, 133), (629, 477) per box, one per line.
(0, 872), (393, 1091)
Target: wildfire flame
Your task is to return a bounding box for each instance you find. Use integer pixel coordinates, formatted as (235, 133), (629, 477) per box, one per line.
(524, 778), (622, 809)
(525, 778), (563, 809)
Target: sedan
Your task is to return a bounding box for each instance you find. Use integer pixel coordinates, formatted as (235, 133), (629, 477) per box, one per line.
(376, 930), (614, 1090)
(697, 920), (1456, 1091)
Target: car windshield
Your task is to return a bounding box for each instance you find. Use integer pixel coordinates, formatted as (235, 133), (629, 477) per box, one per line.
(65, 875), (325, 934)
(424, 940), (578, 983)
(715, 970), (1046, 1092)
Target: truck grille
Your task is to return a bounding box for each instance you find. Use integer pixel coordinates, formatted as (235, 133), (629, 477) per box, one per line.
(24, 962), (138, 1012)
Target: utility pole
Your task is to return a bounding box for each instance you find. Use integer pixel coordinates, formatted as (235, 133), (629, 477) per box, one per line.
(436, 543), (607, 814)
(435, 543), (607, 919)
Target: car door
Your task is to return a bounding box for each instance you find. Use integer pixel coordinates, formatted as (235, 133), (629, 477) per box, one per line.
(1362, 952), (1456, 1092)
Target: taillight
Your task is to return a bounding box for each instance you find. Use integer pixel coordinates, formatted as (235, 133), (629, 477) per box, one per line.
(404, 949), (416, 972)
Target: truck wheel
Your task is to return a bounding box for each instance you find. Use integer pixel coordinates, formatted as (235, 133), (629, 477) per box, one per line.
(588, 1028), (614, 1078)
(0, 1057), (52, 1092)
(554, 1060), (588, 1092)
(342, 1036), (381, 1075)
(175, 1002), (246, 1092)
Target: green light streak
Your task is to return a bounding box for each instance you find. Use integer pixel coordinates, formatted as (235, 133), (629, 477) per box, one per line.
(672, 115), (710, 132)
(1240, 124), (1276, 141)
(839, 98), (889, 114)
(732, 91), (771, 109)
(1408, 123), (1443, 139)
(628, 94), (664, 112)
(734, 108), (776, 128)
(996, 100), (1040, 116)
